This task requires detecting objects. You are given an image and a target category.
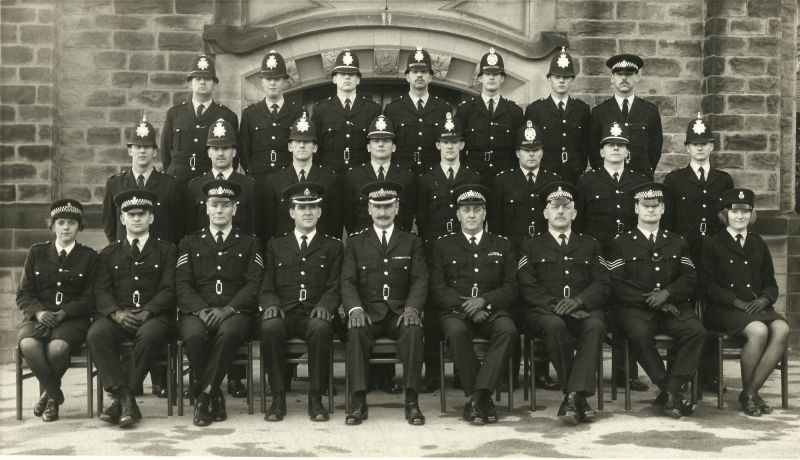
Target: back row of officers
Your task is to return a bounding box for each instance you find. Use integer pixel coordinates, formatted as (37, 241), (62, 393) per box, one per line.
(17, 46), (788, 430)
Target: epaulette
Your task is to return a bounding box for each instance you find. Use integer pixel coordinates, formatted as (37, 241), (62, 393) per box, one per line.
(181, 101), (187, 105)
(496, 168), (513, 176)
(281, 232), (289, 237)
(323, 234), (341, 242)
(495, 233), (508, 240)
(110, 170), (126, 179)
(507, 99), (518, 105)
(349, 228), (367, 237)
(157, 238), (175, 246)
(32, 241), (51, 248)
(347, 165), (356, 171)
(437, 232), (456, 240)
(578, 233), (597, 242)
(628, 169), (648, 179)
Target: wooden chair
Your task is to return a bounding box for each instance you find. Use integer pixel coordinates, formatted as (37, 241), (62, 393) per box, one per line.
(438, 337), (514, 413)
(95, 342), (174, 416)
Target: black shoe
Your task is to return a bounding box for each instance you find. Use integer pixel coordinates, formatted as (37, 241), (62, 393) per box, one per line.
(384, 382), (403, 395)
(753, 394), (772, 414)
(193, 393), (213, 427)
(482, 398), (498, 424)
(345, 398), (368, 425)
(119, 394), (142, 428)
(404, 401), (425, 425)
(210, 395), (227, 422)
(617, 377), (650, 392)
(227, 379), (247, 398)
(462, 401), (475, 422)
(151, 384), (168, 398)
(42, 399), (59, 422)
(576, 393), (596, 423)
(654, 392), (682, 419)
(739, 392), (762, 417)
(33, 392), (48, 417)
(468, 398), (487, 425)
(265, 392), (287, 422)
(702, 377), (727, 394)
(99, 397), (122, 424)
(677, 396), (697, 417)
(308, 393), (329, 422)
(535, 375), (561, 391)
(418, 374), (439, 394)
(557, 393), (580, 425)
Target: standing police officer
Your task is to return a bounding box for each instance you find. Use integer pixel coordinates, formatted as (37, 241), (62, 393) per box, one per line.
(311, 49), (381, 174)
(89, 190), (177, 428)
(456, 47), (523, 185)
(161, 54), (239, 186)
(524, 48), (590, 185)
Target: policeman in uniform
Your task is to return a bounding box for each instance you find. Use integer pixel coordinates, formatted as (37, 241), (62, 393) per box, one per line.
(161, 54), (239, 186)
(576, 121), (649, 390)
(262, 112), (342, 241)
(104, 115), (184, 246)
(89, 190), (177, 428)
(176, 179), (264, 427)
(260, 182), (342, 422)
(239, 50), (304, 181)
(607, 182), (706, 418)
(341, 181), (427, 426)
(311, 49), (381, 174)
(589, 54), (663, 179)
(456, 47), (523, 185)
(430, 184), (519, 425)
(524, 47), (590, 185)
(663, 114), (733, 392)
(517, 182), (608, 424)
(342, 115), (415, 234)
(384, 45), (452, 174)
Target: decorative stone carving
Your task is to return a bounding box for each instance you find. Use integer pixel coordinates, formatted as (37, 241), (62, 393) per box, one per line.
(374, 49), (399, 75)
(430, 54), (451, 80)
(321, 50), (339, 79)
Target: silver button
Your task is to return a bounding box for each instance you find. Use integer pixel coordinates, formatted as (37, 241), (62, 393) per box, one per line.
(384, 271), (389, 275)
(474, 268), (479, 272)
(301, 271), (306, 275)
(134, 276), (139, 280)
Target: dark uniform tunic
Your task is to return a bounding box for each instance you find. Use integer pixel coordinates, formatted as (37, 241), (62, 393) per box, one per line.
(608, 228), (705, 385)
(456, 96), (523, 183)
(341, 227), (428, 392)
(102, 169), (185, 245)
(523, 96), (591, 184)
(700, 230), (783, 335)
(17, 242), (98, 348)
(589, 97), (663, 178)
(186, 171), (258, 235)
(259, 232), (343, 392)
(383, 95), (452, 174)
(238, 99), (304, 180)
(311, 95), (381, 174)
(176, 228), (264, 390)
(261, 165), (342, 241)
(518, 232), (608, 394)
(88, 237), (176, 392)
(341, 163), (415, 234)
(488, 168), (561, 249)
(161, 100), (239, 185)
(430, 232), (519, 395)
(415, 165), (481, 246)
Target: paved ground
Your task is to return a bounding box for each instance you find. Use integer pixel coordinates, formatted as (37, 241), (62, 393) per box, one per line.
(1, 355), (798, 457)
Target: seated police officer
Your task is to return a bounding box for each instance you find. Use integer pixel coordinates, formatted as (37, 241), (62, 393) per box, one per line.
(89, 190), (177, 428)
(341, 180), (427, 426)
(517, 182), (608, 425)
(430, 184), (519, 425)
(607, 182), (706, 418)
(260, 182), (342, 422)
(176, 179), (264, 427)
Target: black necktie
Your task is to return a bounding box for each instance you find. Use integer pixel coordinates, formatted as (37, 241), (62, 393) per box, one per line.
(470, 236), (477, 248)
(131, 238), (140, 258)
(736, 234), (744, 247)
(622, 99), (629, 119)
(196, 103), (204, 119)
(58, 249), (67, 266)
(527, 171), (534, 184)
(613, 172), (620, 185)
(417, 99), (424, 112)
(299, 169), (306, 182)
(216, 231), (224, 246)
(447, 167), (454, 184)
(649, 233), (656, 248)
(378, 165), (385, 181)
(558, 234), (567, 251)
(271, 103), (279, 118)
(136, 175), (145, 189)
(300, 235), (308, 253)
(558, 101), (565, 113)
(698, 166), (706, 184)
(216, 172), (224, 180)
(488, 98), (494, 116)
(381, 230), (388, 251)
(344, 98), (351, 114)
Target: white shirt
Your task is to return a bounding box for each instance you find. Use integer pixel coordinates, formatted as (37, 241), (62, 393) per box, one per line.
(482, 94), (500, 111)
(550, 94), (569, 110)
(265, 98), (284, 112)
(375, 224), (394, 243)
(337, 93), (357, 107)
(727, 228), (748, 246)
(127, 233), (150, 251)
(294, 229), (316, 248)
(638, 226), (659, 243)
(441, 162), (459, 177)
(520, 166), (540, 181)
(54, 240), (76, 256)
(604, 166), (625, 179)
(614, 94), (635, 113)
(293, 163), (312, 181)
(211, 167), (233, 180)
(548, 229), (572, 245)
(132, 167), (153, 185)
(209, 225), (233, 242)
(409, 92), (429, 108)
(463, 230), (484, 246)
(371, 160), (391, 177)
(192, 99), (213, 115)
(689, 161), (711, 181)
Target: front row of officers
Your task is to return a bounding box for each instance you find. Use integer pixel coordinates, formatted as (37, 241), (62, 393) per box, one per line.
(18, 168), (788, 428)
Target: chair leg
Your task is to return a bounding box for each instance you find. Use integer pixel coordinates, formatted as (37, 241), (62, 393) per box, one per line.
(166, 343), (173, 417)
(691, 370), (698, 402)
(88, 348), (97, 418)
(16, 347), (23, 421)
(781, 347), (789, 410)
(260, 350), (266, 415)
(597, 344), (604, 411)
(717, 337), (724, 410)
(328, 344), (335, 414)
(247, 342), (254, 415)
(610, 342), (617, 401)
(531, 340), (537, 412)
(508, 355), (513, 412)
(344, 341), (350, 414)
(439, 341), (446, 413)
(177, 342), (184, 417)
(522, 340), (529, 402)
(624, 339), (631, 411)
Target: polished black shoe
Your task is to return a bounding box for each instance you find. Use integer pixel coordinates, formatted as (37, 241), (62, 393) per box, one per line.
(702, 377), (727, 394)
(482, 398), (498, 423)
(99, 397), (122, 424)
(739, 392), (762, 417)
(193, 394), (213, 427)
(151, 384), (168, 398)
(345, 398), (368, 425)
(576, 393), (596, 423)
(462, 401), (475, 422)
(227, 379), (247, 398)
(653, 391), (682, 419)
(308, 394), (329, 422)
(535, 375), (561, 391)
(210, 395), (227, 422)
(265, 392), (287, 422)
(404, 401), (425, 425)
(42, 399), (59, 422)
(753, 394), (772, 414)
(119, 394), (142, 428)
(33, 392), (49, 417)
(677, 396), (697, 417)
(557, 393), (580, 425)
(468, 399), (487, 425)
(617, 377), (650, 392)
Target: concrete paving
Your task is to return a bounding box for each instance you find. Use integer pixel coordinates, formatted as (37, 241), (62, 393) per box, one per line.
(1, 356), (798, 457)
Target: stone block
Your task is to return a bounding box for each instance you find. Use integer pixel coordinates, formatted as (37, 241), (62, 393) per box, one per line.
(708, 0), (747, 16)
(571, 76), (612, 93)
(747, 76), (779, 94)
(557, 1), (613, 19)
(56, 109), (103, 124)
(111, 71), (148, 88)
(94, 14), (146, 30)
(93, 51), (127, 70)
(114, 0), (171, 14)
(149, 72), (187, 87)
(63, 30), (111, 49)
(570, 20), (632, 36)
(704, 18), (728, 35)
(765, 95), (780, 114)
(640, 58), (681, 78)
(0, 164), (36, 182)
(109, 108), (145, 124)
(727, 95), (765, 113)
(0, 106), (14, 122)
(618, 39), (657, 56)
(0, 231), (11, 250)
(38, 7), (53, 24)
(641, 96), (676, 116)
(747, 0), (781, 18)
(729, 18), (766, 34)
(19, 24), (52, 44)
(723, 133), (768, 151)
(157, 32), (203, 52)
(746, 153), (779, 170)
(1, 24), (17, 43)
(0, 85), (36, 104)
(1, 45), (33, 65)
(168, 52), (198, 71)
(766, 18), (781, 36)
(59, 127), (84, 144)
(704, 76), (745, 93)
(14, 229), (53, 249)
(577, 57), (607, 76)
(129, 53), (165, 70)
(665, 80), (702, 95)
(153, 15), (209, 31)
(0, 124), (35, 143)
(60, 146), (95, 162)
(19, 67), (52, 83)
(683, 59), (702, 78)
(657, 40), (701, 57)
(96, 146), (128, 163)
(704, 36), (746, 56)
(616, 2), (664, 20)
(36, 124), (50, 143)
(86, 127), (120, 145)
(85, 90), (126, 107)
(0, 7), (36, 23)
(702, 56), (725, 75)
(113, 31), (154, 50)
(175, 0), (213, 14)
(666, 2), (702, 20)
(0, 185), (15, 202)
(130, 90), (171, 108)
(662, 116), (694, 134)
(82, 165), (120, 185)
(727, 57), (765, 76)
(638, 22), (684, 36)
(61, 185), (92, 202)
(172, 91), (191, 105)
(17, 106), (51, 122)
(711, 114), (745, 131)
(748, 37), (779, 55)
(36, 86), (51, 104)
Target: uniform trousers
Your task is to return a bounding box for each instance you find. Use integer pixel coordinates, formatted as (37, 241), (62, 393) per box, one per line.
(440, 314), (518, 396)
(180, 313), (252, 390)
(87, 315), (171, 392)
(526, 311), (605, 394)
(259, 309), (332, 393)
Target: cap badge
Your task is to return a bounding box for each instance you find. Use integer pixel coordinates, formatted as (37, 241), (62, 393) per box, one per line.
(486, 48), (498, 66)
(296, 117), (310, 133)
(266, 55), (278, 69)
(197, 57), (209, 70)
(375, 116), (387, 131)
(692, 120), (706, 135)
(610, 122), (623, 137)
(414, 44), (424, 62)
(342, 51), (354, 66)
(135, 123), (149, 138)
(444, 113), (455, 132)
(212, 121), (226, 138)
(524, 125), (536, 142)
(738, 191), (745, 199)
(215, 187), (224, 195)
(557, 52), (570, 69)
(303, 188), (311, 197)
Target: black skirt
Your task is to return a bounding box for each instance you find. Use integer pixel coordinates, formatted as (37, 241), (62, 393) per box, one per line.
(705, 304), (785, 337)
(18, 317), (91, 349)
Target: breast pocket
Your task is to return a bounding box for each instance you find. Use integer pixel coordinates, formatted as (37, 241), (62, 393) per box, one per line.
(588, 194), (611, 215)
(482, 256), (504, 280)
(627, 122), (648, 149)
(321, 121), (343, 153)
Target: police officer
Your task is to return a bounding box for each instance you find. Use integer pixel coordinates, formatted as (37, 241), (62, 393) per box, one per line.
(430, 184), (519, 425)
(607, 182), (705, 419)
(88, 190), (177, 428)
(176, 179), (264, 427)
(260, 182), (342, 422)
(341, 181), (428, 426)
(186, 118), (258, 235)
(262, 112), (342, 241)
(589, 54), (662, 179)
(239, 50), (304, 181)
(161, 54), (239, 186)
(384, 45), (452, 174)
(311, 49), (381, 174)
(342, 114), (415, 234)
(524, 47), (590, 185)
(575, 121), (648, 391)
(456, 47), (523, 185)
(517, 182), (608, 425)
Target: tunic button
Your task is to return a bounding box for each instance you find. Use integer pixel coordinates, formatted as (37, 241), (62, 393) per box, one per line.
(301, 271), (306, 275)
(418, 132), (422, 136)
(58, 268), (63, 272)
(489, 136), (494, 140)
(218, 252), (222, 256)
(272, 123), (277, 127)
(384, 271), (389, 275)
(271, 136), (276, 140)
(302, 258), (306, 261)
(731, 284), (734, 288)
(134, 276), (139, 280)
(744, 261), (748, 264)
(565, 270), (569, 275)
(654, 253), (659, 257)
(217, 266), (221, 270)
(345, 134), (350, 138)
(194, 138), (198, 142)
(474, 268), (479, 272)
(746, 284), (751, 288)
(57, 282), (61, 286)
(195, 125), (200, 128)
(562, 133), (566, 136)
(655, 267), (660, 271)
(418, 118), (423, 122)
(473, 254), (478, 258)
(301, 284), (305, 288)
(384, 259), (388, 262)
(562, 119), (566, 123)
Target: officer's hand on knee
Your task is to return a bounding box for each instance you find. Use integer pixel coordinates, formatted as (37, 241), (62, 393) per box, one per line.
(471, 309), (490, 324)
(348, 308), (367, 329)
(36, 311), (58, 329)
(397, 307), (420, 327)
(310, 307), (330, 322)
(261, 306), (283, 321)
(461, 297), (487, 317)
